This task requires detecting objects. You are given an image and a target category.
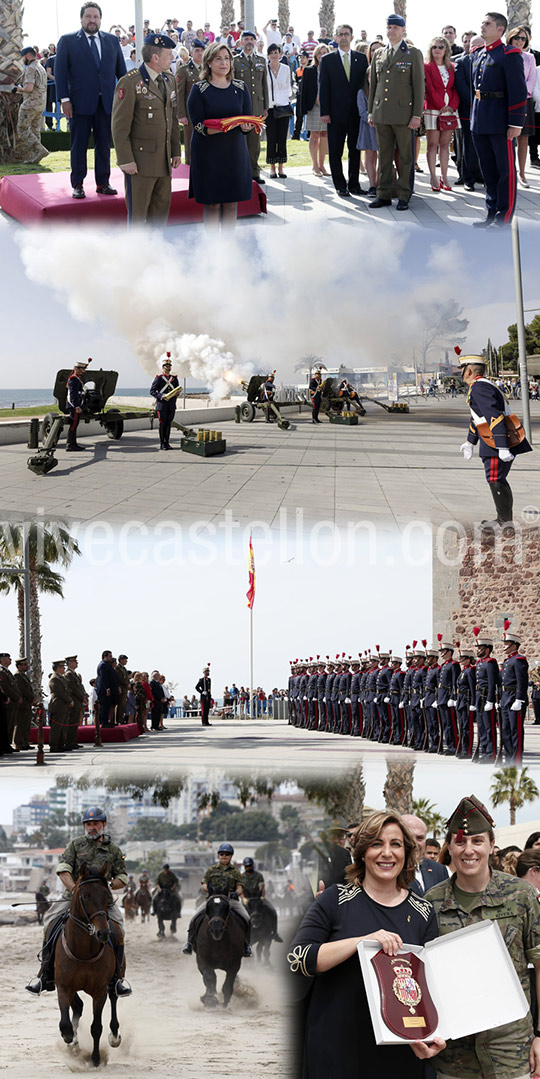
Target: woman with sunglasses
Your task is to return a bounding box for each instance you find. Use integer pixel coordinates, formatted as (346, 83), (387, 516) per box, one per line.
(424, 36), (460, 191)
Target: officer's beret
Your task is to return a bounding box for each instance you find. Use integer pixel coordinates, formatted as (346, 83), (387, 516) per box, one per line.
(20, 46), (37, 56)
(241, 30), (257, 38)
(446, 795), (495, 840)
(144, 32), (176, 49)
(192, 38), (205, 48)
(387, 13), (406, 26)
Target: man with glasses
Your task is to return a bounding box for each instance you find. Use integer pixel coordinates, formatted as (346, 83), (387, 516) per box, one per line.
(319, 24), (368, 197)
(470, 11), (527, 226)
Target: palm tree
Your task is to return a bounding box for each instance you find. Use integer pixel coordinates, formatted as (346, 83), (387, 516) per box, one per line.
(507, 2), (532, 28)
(490, 766), (539, 826)
(0, 522), (81, 697)
(0, 0), (24, 162)
(318, 0), (335, 37)
(278, 0), (290, 35)
(411, 798), (446, 837)
(220, 0), (235, 32)
(383, 758), (415, 815)
(393, 0), (407, 17)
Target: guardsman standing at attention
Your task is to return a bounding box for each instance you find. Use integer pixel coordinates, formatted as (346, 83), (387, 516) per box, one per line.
(350, 658), (362, 737)
(410, 644), (427, 750)
(234, 30), (269, 183)
(64, 655), (86, 751)
(309, 369), (322, 424)
(112, 32), (181, 224)
(307, 659), (319, 730)
(65, 358), (90, 452)
(176, 38), (204, 163)
(287, 661), (295, 724)
(458, 350), (532, 527)
(456, 644), (477, 758)
(500, 622), (529, 764)
(437, 637), (460, 756)
(48, 660), (74, 753)
(13, 657), (36, 751)
(368, 13), (424, 211)
(423, 648), (441, 753)
(473, 627), (501, 761)
(195, 664), (212, 726)
(317, 659), (327, 732)
(150, 353), (180, 450)
(388, 655), (404, 745)
(470, 11), (527, 227)
(0, 652), (22, 751)
(299, 661), (309, 728)
(338, 657), (352, 735)
(401, 645), (415, 746)
(324, 658), (335, 732)
(375, 648), (392, 742)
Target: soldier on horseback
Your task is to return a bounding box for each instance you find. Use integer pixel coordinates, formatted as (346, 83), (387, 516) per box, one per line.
(25, 807), (132, 997)
(240, 858), (282, 942)
(182, 843), (252, 957)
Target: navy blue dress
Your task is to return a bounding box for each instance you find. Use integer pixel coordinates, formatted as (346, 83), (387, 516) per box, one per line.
(187, 79), (253, 204)
(288, 882), (438, 1078)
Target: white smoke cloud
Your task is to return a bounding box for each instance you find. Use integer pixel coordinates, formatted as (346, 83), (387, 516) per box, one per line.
(17, 225), (471, 395)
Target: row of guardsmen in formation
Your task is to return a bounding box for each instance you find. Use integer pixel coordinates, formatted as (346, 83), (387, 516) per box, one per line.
(287, 622), (538, 764)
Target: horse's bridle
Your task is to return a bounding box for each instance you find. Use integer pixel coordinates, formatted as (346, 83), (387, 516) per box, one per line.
(69, 877), (112, 936)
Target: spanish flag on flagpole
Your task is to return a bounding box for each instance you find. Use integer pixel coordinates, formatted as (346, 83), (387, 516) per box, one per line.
(246, 533), (255, 609)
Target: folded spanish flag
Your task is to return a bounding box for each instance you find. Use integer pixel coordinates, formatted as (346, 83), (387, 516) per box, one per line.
(203, 115), (266, 134)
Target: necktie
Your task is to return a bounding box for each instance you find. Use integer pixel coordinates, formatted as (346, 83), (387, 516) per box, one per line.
(156, 74), (167, 103)
(88, 33), (100, 67)
(343, 51), (350, 80)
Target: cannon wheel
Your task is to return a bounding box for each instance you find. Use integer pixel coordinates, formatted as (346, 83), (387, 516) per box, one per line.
(278, 419), (290, 430)
(39, 413), (58, 442)
(240, 401), (255, 423)
(104, 409), (124, 440)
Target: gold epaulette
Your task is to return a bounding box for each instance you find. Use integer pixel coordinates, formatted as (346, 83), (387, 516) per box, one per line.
(232, 78), (245, 88)
(199, 79), (209, 93)
(127, 68), (139, 77)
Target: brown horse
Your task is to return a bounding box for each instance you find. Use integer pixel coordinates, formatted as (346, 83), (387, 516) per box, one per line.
(54, 863), (124, 1067)
(123, 887), (138, 921)
(136, 884), (152, 923)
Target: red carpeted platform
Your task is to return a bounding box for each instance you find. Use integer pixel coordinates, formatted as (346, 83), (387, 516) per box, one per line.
(30, 722), (140, 744)
(0, 165), (266, 224)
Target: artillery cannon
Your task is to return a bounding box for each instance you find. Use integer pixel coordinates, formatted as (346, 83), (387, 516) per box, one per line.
(26, 368), (195, 477)
(237, 375), (291, 430)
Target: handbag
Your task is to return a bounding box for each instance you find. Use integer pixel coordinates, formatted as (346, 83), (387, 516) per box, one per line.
(269, 64), (293, 118)
(437, 113), (458, 131)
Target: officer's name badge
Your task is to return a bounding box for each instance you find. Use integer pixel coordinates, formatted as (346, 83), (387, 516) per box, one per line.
(170, 91), (177, 103)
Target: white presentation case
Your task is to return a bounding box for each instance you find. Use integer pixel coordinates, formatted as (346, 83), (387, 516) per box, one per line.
(357, 920), (529, 1045)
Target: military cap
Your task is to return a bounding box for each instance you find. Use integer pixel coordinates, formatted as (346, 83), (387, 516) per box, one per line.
(387, 13), (406, 25)
(73, 359), (90, 370)
(144, 32), (176, 48)
(426, 648), (439, 658)
(438, 640), (454, 652)
(20, 46), (37, 56)
(459, 648), (476, 660)
(503, 620), (521, 645)
(119, 653), (128, 661)
(0, 652), (11, 659)
(446, 795), (495, 842)
(15, 657), (27, 666)
(241, 30), (257, 38)
(456, 353), (485, 369)
(192, 37), (205, 47)
(476, 636), (493, 648)
(65, 654), (78, 662)
(391, 656), (402, 665)
(414, 644), (426, 657)
(162, 862), (170, 868)
(52, 659), (65, 668)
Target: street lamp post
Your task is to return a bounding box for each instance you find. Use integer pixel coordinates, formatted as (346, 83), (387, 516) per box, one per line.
(511, 218), (532, 444)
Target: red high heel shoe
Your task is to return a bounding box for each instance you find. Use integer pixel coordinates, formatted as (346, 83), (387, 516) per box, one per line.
(440, 179), (452, 191)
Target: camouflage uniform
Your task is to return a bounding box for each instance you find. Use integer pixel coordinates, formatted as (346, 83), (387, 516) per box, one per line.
(44, 834), (128, 931)
(426, 870), (540, 1079)
(63, 667), (86, 750)
(240, 869), (265, 898)
(187, 861), (249, 940)
(16, 59), (48, 163)
(156, 868), (179, 890)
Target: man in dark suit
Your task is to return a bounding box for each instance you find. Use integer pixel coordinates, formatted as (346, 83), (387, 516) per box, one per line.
(55, 1), (126, 198)
(402, 814), (449, 895)
(149, 670), (165, 731)
(318, 24), (367, 197)
(95, 649), (118, 727)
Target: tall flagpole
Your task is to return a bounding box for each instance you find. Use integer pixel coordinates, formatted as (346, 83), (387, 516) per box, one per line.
(250, 605), (254, 721)
(246, 532), (256, 720)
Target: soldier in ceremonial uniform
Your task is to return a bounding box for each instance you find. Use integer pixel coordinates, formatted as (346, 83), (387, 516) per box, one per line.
(330, 657), (342, 734)
(423, 648), (441, 753)
(26, 807), (131, 997)
(473, 629), (501, 761)
(374, 649), (392, 742)
(183, 843), (251, 955)
(324, 659), (336, 733)
(0, 652), (21, 751)
(410, 644), (427, 750)
(241, 857), (282, 940)
(233, 31), (268, 182)
(368, 14), (424, 211)
(471, 12), (527, 226)
(150, 354), (180, 449)
(458, 351), (532, 527)
(388, 655), (405, 745)
(287, 661), (295, 724)
(298, 662), (309, 728)
(112, 32), (181, 224)
(65, 358), (89, 452)
(64, 655), (86, 751)
(307, 660), (319, 730)
(456, 645), (477, 758)
(48, 660), (74, 753)
(15, 47), (48, 164)
(425, 795), (540, 1079)
(317, 659), (328, 732)
(401, 645), (415, 746)
(338, 658), (352, 736)
(364, 655), (379, 740)
(531, 661), (540, 726)
(437, 639), (460, 755)
(500, 624), (529, 764)
(13, 657), (35, 750)
(195, 664), (212, 726)
(309, 369), (323, 424)
(176, 38), (204, 163)
(350, 658), (362, 737)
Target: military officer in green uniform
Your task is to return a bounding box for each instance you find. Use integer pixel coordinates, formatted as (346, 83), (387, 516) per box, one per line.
(15, 46), (49, 164)
(176, 37), (204, 164)
(64, 655), (86, 751)
(13, 657), (36, 750)
(155, 862), (179, 891)
(112, 32), (181, 224)
(48, 660), (74, 753)
(420, 795), (540, 1077)
(26, 807), (131, 997)
(115, 654), (130, 724)
(368, 14), (424, 211)
(0, 652), (22, 750)
(182, 842), (252, 955)
(233, 30), (269, 182)
(241, 856), (282, 941)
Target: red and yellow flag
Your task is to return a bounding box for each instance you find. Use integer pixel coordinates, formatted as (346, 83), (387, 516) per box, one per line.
(246, 534), (255, 610)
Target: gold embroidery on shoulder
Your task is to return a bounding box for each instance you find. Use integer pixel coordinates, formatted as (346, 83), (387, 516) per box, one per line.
(287, 943), (312, 976)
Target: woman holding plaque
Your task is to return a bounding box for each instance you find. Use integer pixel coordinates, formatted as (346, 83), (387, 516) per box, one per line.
(288, 811), (442, 1076)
